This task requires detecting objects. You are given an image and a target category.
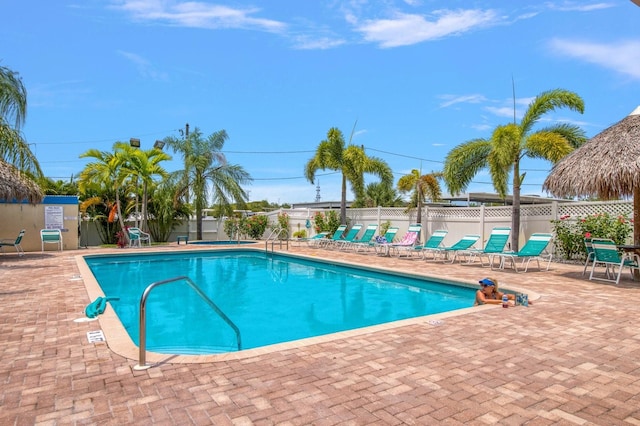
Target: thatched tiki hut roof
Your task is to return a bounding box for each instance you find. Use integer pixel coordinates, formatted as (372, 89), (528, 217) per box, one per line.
(543, 106), (640, 243)
(0, 159), (43, 204)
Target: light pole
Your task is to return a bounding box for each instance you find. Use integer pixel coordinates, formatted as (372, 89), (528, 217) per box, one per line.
(130, 138), (141, 228)
(129, 138), (165, 230)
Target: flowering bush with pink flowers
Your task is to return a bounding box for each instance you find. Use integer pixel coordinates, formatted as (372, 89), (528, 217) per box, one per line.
(276, 212), (290, 238)
(551, 212), (633, 260)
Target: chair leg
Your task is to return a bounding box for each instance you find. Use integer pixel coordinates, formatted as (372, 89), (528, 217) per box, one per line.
(582, 253), (594, 276)
(615, 262), (624, 285)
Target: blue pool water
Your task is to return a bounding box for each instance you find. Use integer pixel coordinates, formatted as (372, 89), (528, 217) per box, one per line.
(84, 250), (475, 355)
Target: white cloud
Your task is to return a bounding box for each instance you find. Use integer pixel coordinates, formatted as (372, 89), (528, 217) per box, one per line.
(549, 38), (640, 80)
(117, 50), (168, 81)
(544, 2), (616, 12)
(111, 0), (286, 33)
(291, 35), (346, 50)
(355, 9), (501, 48)
(438, 94), (487, 108)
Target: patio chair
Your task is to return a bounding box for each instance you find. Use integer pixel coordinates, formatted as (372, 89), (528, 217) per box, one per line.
(491, 233), (553, 273)
(418, 230), (449, 260)
(343, 224), (377, 251)
(0, 229), (25, 256)
(582, 238), (595, 276)
(302, 232), (330, 247)
(329, 224), (363, 250)
(373, 227), (405, 256)
(357, 226), (399, 253)
(41, 229), (63, 252)
(317, 225), (347, 248)
(458, 227), (511, 266)
(588, 238), (639, 285)
(423, 234), (481, 262)
(389, 224), (423, 257)
(128, 227), (151, 247)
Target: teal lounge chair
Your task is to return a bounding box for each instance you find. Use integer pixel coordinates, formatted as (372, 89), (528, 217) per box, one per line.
(423, 234), (481, 262)
(372, 227), (401, 255)
(491, 233), (553, 273)
(588, 238), (639, 285)
(345, 224), (378, 251)
(418, 230), (448, 259)
(303, 232), (330, 247)
(582, 238), (595, 276)
(317, 224), (347, 248)
(329, 224), (363, 250)
(355, 226), (398, 253)
(0, 229), (25, 256)
(459, 227), (510, 266)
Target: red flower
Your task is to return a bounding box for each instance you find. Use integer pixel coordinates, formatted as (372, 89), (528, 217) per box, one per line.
(584, 232), (591, 238)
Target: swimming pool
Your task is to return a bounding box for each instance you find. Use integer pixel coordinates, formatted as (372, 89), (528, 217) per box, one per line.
(188, 240), (256, 245)
(84, 250), (475, 355)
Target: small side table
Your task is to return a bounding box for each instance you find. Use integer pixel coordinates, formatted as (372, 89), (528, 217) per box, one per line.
(176, 236), (188, 245)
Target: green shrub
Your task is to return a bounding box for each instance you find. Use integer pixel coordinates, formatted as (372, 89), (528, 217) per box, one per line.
(223, 217), (241, 239)
(243, 214), (269, 240)
(551, 212), (632, 260)
(292, 229), (307, 238)
(276, 212), (290, 238)
(312, 210), (341, 235)
(379, 221), (391, 237)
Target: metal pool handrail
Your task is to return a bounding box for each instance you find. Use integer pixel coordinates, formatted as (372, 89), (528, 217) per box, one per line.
(265, 226), (289, 253)
(134, 276), (241, 370)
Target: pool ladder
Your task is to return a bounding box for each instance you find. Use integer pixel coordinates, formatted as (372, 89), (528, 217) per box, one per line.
(134, 276), (241, 370)
(265, 226), (289, 254)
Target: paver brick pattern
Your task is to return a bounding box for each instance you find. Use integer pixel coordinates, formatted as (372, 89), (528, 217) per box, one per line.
(1, 244), (640, 425)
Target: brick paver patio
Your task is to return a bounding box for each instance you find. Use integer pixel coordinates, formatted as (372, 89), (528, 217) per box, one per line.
(1, 243), (640, 425)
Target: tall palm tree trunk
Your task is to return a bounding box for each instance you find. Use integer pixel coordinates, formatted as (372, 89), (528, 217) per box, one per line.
(340, 175), (348, 225)
(511, 160), (521, 251)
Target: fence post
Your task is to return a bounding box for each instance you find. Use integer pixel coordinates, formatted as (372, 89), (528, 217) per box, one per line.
(479, 204), (486, 243)
(551, 201), (558, 221)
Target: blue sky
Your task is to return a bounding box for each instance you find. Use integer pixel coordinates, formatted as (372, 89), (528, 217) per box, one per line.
(2, 1), (639, 204)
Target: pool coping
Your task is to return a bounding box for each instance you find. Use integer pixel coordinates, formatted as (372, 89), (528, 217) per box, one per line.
(75, 246), (539, 366)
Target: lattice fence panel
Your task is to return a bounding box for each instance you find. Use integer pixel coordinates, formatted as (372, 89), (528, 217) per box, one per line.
(484, 207), (512, 218)
(428, 207), (481, 219)
(521, 205), (553, 217)
(558, 201), (633, 218)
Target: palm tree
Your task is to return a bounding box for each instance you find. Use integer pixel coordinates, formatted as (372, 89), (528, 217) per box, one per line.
(121, 145), (171, 232)
(305, 127), (393, 224)
(39, 176), (79, 195)
(146, 175), (190, 242)
(79, 142), (131, 243)
(0, 65), (27, 129)
(0, 65), (41, 178)
(397, 169), (442, 228)
(164, 127), (252, 240)
(355, 181), (403, 207)
(443, 88), (586, 250)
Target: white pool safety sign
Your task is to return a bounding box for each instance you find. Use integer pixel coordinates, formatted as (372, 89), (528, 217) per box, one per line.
(87, 330), (106, 343)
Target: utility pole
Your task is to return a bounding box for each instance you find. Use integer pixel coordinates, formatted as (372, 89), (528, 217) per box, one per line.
(184, 123), (191, 240)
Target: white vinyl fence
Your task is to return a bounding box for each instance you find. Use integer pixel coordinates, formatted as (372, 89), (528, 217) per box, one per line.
(263, 200), (634, 253)
(80, 200), (633, 254)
